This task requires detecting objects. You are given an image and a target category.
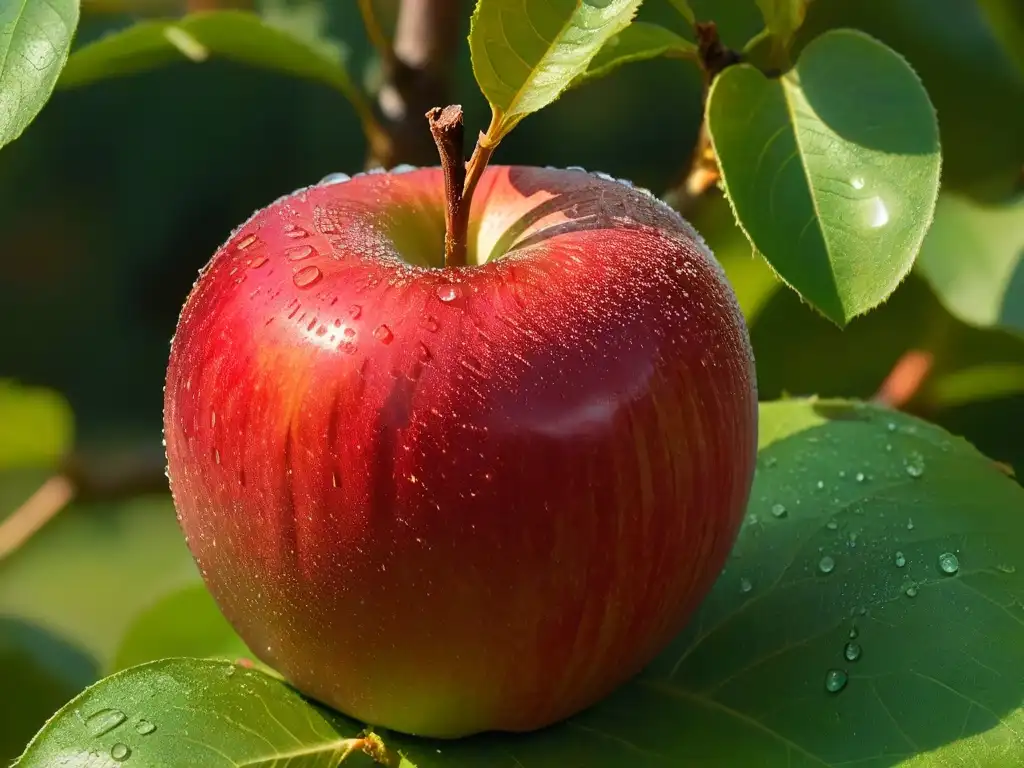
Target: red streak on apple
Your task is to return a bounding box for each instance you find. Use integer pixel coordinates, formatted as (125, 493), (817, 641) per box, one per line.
(164, 165), (758, 738)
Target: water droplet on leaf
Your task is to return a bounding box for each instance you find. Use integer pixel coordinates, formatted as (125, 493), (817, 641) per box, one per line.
(894, 551), (906, 568)
(110, 743), (131, 761)
(84, 708), (126, 737)
(938, 552), (959, 575)
(824, 669), (848, 693)
(771, 503), (787, 518)
(818, 556), (835, 574)
(739, 577), (753, 593)
(135, 719), (156, 736)
(844, 642), (862, 662)
(904, 452), (925, 478)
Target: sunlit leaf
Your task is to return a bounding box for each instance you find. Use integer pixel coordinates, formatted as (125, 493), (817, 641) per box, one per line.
(0, 0), (79, 151)
(0, 381), (73, 470)
(469, 0), (643, 142)
(708, 28), (941, 325)
(576, 22), (696, 85)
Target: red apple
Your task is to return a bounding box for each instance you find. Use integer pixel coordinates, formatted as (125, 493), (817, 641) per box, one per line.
(163, 165), (758, 738)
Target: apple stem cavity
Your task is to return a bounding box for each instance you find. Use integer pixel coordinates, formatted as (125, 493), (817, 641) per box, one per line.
(426, 105), (469, 268)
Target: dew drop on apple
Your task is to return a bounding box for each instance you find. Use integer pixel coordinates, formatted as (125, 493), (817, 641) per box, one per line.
(293, 265), (322, 289)
(437, 284), (461, 302)
(110, 743), (131, 762)
(421, 315), (440, 333)
(824, 669), (848, 693)
(843, 642), (862, 662)
(343, 327), (356, 340)
(287, 245), (316, 261)
(135, 719), (156, 736)
(373, 324), (394, 344)
(248, 255), (268, 269)
(938, 552), (959, 575)
(818, 555), (835, 574)
(321, 172), (350, 185)
(284, 224), (309, 239)
(236, 234), (258, 250)
(348, 304), (362, 320)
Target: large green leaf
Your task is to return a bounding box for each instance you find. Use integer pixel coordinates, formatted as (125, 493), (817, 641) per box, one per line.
(58, 11), (366, 120)
(0, 381), (73, 470)
(793, 0), (1023, 203)
(707, 28), (941, 326)
(0, 0), (79, 151)
(18, 402), (1024, 765)
(14, 658), (401, 768)
(916, 194), (1024, 336)
(469, 0), (643, 142)
(576, 21), (696, 85)
(110, 585), (250, 674)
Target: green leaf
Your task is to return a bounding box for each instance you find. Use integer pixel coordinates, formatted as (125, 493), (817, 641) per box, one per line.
(469, 0), (643, 142)
(14, 658), (408, 768)
(916, 194), (1024, 335)
(58, 11), (368, 122)
(0, 0), (79, 151)
(754, 0), (810, 56)
(707, 28), (941, 326)
(792, 0), (1023, 202)
(576, 21), (696, 85)
(0, 381), (73, 470)
(110, 585), (251, 674)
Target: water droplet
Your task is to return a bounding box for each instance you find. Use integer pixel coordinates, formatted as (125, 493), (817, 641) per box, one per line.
(342, 327), (356, 340)
(904, 581), (919, 598)
(248, 255), (268, 269)
(995, 563), (1016, 575)
(84, 708), (127, 737)
(135, 719), (156, 736)
(437, 284), (460, 302)
(826, 519), (838, 531)
(284, 224), (309, 239)
(843, 642), (862, 662)
(771, 503), (787, 519)
(739, 577), (753, 593)
(818, 555), (836, 574)
(373, 324), (394, 344)
(210, 410), (216, 428)
(110, 743), (131, 761)
(850, 177), (865, 190)
(894, 550), (906, 568)
(421, 315), (440, 333)
(848, 626), (859, 640)
(824, 669), (848, 693)
(764, 456), (777, 468)
(237, 234), (258, 250)
(938, 552), (959, 575)
(287, 245), (316, 261)
(293, 265), (322, 288)
(416, 342), (431, 362)
(867, 197), (889, 228)
(856, 472), (866, 483)
(904, 451), (925, 478)
(906, 517), (915, 530)
(321, 172), (350, 185)
(816, 480), (825, 490)
(348, 304), (362, 320)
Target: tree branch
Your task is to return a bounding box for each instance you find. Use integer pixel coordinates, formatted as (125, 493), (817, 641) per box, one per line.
(371, 0), (465, 169)
(664, 22), (741, 214)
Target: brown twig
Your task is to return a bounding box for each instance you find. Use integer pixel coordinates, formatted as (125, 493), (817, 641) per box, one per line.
(873, 349), (935, 410)
(426, 105), (468, 267)
(372, 0), (464, 168)
(0, 444), (169, 562)
(663, 22), (741, 214)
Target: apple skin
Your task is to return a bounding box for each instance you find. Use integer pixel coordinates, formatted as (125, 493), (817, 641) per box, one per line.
(163, 165), (758, 738)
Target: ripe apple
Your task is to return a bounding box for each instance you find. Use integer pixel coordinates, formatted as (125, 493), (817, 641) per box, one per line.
(163, 164), (758, 739)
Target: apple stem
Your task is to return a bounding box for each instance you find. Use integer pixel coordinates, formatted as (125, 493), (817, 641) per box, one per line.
(427, 105), (469, 268)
